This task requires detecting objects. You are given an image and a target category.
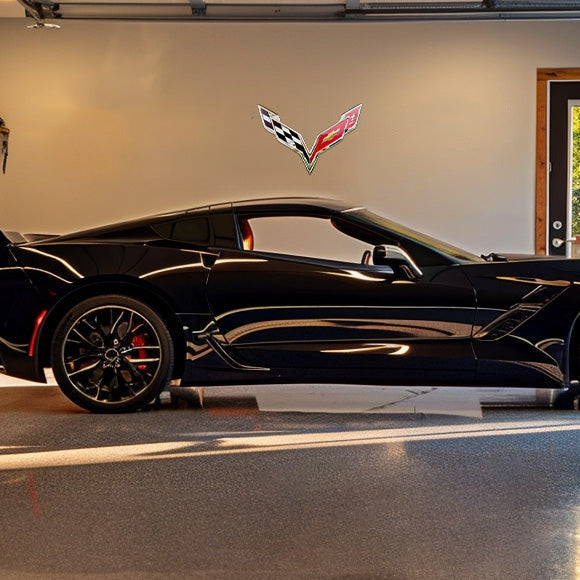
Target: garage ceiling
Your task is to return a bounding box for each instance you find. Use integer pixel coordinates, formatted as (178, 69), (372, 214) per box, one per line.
(3, 0), (580, 25)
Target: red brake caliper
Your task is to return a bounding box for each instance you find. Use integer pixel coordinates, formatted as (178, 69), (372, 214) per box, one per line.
(132, 335), (147, 370)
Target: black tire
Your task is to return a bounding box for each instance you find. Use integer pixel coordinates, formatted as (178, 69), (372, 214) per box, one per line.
(51, 295), (174, 413)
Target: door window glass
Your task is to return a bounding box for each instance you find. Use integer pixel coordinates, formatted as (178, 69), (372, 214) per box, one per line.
(246, 216), (370, 264)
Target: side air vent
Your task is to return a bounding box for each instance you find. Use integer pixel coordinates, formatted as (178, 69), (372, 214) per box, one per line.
(474, 305), (540, 341)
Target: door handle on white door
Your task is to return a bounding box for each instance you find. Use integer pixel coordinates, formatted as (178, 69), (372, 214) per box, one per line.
(552, 237), (576, 248)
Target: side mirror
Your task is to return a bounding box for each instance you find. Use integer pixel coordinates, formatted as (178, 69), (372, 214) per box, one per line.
(372, 245), (423, 279)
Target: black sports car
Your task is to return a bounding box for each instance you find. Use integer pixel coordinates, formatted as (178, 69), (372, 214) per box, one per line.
(1, 197), (579, 412)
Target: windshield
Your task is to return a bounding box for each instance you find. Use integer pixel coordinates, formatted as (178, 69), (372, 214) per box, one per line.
(346, 208), (484, 263)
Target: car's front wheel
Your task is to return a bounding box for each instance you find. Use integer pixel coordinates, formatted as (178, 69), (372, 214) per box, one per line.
(51, 295), (174, 413)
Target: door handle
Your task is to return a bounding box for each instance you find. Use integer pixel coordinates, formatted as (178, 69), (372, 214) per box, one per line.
(552, 237), (576, 248)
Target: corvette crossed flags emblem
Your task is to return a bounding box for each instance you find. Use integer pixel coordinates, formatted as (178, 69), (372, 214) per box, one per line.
(258, 104), (362, 174)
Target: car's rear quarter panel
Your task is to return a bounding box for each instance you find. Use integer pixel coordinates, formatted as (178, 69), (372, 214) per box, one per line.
(5, 242), (214, 382)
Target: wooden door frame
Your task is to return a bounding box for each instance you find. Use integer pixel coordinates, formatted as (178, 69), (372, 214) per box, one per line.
(536, 68), (580, 253)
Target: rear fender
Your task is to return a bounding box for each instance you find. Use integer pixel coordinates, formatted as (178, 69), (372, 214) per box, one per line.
(0, 259), (47, 382)
(35, 278), (190, 380)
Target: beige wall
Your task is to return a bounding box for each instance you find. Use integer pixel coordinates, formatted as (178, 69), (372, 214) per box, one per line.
(1, 18), (580, 254)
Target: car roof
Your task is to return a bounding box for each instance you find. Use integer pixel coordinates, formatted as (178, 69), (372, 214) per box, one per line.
(21, 197), (359, 244)
(230, 197), (357, 214)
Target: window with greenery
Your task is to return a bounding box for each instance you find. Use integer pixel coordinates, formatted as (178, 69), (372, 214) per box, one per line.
(571, 107), (580, 235)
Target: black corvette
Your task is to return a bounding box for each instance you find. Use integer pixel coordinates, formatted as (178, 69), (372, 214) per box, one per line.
(1, 197), (579, 412)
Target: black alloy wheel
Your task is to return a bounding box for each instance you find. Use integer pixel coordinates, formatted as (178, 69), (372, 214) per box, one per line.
(51, 295), (174, 413)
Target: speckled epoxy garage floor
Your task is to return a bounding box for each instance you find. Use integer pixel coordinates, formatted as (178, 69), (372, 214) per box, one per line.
(0, 384), (578, 580)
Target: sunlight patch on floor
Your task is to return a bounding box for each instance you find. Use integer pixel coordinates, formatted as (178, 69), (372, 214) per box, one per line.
(1, 418), (578, 471)
(254, 385), (483, 418)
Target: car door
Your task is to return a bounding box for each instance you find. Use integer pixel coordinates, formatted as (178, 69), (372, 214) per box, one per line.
(205, 246), (477, 385)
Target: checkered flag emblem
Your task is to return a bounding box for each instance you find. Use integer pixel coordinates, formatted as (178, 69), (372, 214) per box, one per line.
(258, 104), (362, 174)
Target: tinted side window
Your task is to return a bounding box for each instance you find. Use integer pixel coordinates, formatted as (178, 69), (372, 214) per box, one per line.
(172, 218), (210, 243)
(153, 217), (210, 244)
(96, 226), (161, 242)
(152, 222), (172, 238)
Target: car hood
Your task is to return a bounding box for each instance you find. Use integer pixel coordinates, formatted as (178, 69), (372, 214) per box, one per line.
(481, 252), (566, 263)
(498, 253), (562, 262)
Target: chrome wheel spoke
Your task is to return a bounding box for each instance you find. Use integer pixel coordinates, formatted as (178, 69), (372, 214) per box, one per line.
(95, 368), (120, 402)
(110, 309), (126, 338)
(67, 359), (101, 378)
(121, 322), (147, 348)
(71, 325), (103, 349)
(118, 359), (144, 386)
(124, 344), (161, 363)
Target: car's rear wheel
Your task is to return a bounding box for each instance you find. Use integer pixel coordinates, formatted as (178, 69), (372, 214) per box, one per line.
(51, 295), (174, 413)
